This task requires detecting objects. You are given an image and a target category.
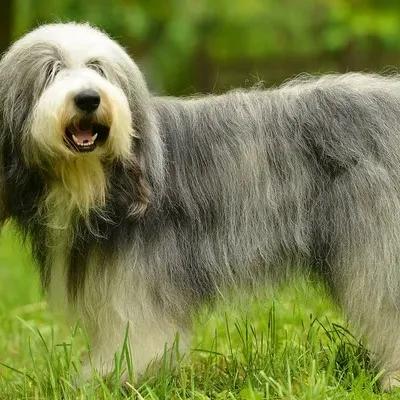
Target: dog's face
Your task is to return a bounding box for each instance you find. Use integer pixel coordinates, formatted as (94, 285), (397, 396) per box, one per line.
(1, 23), (149, 166)
(0, 23), (160, 220)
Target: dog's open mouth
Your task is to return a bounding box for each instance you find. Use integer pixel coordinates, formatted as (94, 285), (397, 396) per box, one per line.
(64, 119), (110, 153)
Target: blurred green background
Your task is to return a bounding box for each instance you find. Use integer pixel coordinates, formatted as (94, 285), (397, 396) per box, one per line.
(3, 0), (400, 95)
(0, 2), (398, 397)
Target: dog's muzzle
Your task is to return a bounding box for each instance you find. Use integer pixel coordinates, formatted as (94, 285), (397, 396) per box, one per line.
(64, 90), (110, 153)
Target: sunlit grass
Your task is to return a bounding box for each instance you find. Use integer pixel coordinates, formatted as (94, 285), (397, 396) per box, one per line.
(0, 225), (395, 399)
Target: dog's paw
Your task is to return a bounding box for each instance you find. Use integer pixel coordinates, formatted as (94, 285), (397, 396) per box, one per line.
(76, 359), (118, 386)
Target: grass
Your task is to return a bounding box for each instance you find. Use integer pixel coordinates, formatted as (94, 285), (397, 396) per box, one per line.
(0, 225), (398, 399)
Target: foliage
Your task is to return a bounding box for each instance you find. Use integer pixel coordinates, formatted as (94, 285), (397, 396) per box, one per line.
(11, 0), (400, 94)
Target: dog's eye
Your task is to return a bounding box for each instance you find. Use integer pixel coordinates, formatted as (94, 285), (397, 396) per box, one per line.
(44, 61), (62, 86)
(87, 61), (106, 78)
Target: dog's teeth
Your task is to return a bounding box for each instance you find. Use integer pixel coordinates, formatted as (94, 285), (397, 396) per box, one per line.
(71, 133), (96, 148)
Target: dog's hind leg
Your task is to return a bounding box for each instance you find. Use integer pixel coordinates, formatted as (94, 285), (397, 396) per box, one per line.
(332, 252), (400, 391)
(318, 170), (400, 391)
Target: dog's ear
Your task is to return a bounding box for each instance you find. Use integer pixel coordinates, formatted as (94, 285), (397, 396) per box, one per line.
(0, 173), (9, 225)
(107, 157), (150, 220)
(127, 140), (152, 218)
(0, 133), (45, 228)
(0, 60), (10, 225)
(114, 55), (166, 214)
(0, 45), (44, 227)
(0, 42), (23, 227)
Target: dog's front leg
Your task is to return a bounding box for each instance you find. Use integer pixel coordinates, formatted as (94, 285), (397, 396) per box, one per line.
(79, 287), (191, 383)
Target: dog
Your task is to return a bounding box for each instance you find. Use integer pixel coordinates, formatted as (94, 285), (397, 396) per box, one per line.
(1, 22), (400, 390)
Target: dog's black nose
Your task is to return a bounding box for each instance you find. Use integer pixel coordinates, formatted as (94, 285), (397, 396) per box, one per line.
(74, 89), (101, 112)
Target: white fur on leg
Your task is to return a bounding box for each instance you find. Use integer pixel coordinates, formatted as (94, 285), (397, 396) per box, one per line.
(80, 314), (190, 383)
(77, 257), (191, 382)
(381, 372), (400, 392)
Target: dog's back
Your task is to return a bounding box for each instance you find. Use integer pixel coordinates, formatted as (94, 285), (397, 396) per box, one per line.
(150, 76), (400, 388)
(151, 73), (400, 289)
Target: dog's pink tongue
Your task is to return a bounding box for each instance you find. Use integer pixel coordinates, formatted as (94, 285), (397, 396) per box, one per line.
(75, 128), (93, 142)
(74, 119), (93, 142)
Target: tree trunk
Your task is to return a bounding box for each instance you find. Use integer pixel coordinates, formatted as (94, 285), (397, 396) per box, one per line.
(0, 0), (12, 54)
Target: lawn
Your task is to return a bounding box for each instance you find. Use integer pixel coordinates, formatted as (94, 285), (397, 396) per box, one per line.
(0, 224), (396, 399)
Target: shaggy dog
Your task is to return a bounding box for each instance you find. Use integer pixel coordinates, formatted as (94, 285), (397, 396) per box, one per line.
(1, 22), (400, 390)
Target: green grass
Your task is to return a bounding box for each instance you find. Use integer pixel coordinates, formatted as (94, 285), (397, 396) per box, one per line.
(0, 225), (398, 399)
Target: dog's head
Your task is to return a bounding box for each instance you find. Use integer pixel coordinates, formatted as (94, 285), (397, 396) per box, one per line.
(0, 23), (164, 222)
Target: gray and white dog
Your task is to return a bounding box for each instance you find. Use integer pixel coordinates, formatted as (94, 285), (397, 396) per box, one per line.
(1, 22), (400, 389)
